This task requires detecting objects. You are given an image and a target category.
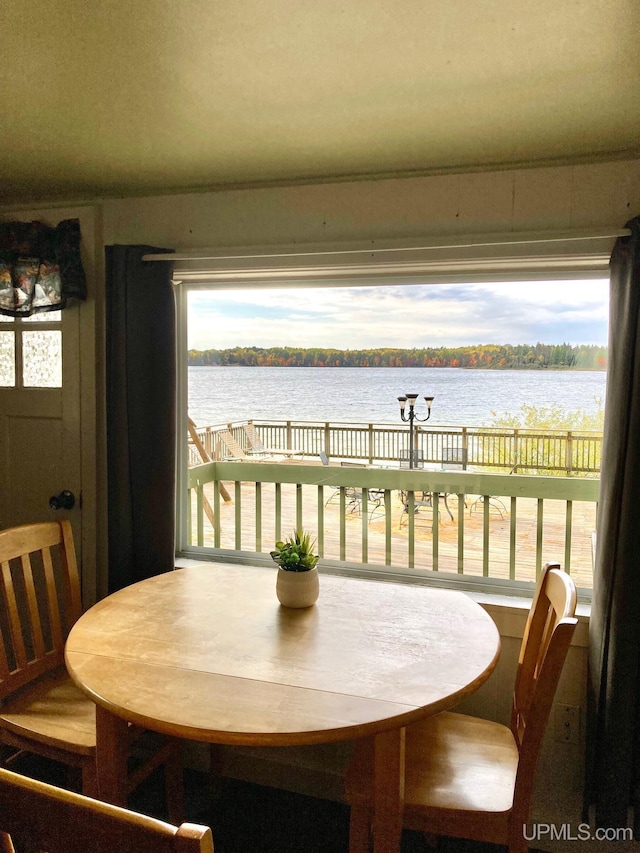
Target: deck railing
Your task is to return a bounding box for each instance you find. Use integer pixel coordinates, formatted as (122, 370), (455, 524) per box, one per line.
(186, 461), (599, 591)
(191, 420), (602, 475)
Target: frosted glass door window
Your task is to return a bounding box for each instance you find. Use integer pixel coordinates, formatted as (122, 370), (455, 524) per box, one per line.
(0, 313), (62, 388)
(22, 330), (62, 387)
(24, 311), (62, 323)
(0, 331), (15, 386)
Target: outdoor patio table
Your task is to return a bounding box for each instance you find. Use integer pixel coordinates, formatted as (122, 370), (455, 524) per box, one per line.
(65, 563), (500, 853)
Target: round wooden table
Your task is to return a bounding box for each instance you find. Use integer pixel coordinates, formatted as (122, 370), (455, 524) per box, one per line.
(66, 564), (500, 853)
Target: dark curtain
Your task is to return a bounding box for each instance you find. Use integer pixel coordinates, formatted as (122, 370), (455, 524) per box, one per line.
(105, 246), (176, 593)
(587, 214), (640, 832)
(0, 218), (86, 317)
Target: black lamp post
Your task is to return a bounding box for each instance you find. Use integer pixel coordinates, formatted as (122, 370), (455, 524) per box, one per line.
(398, 394), (434, 469)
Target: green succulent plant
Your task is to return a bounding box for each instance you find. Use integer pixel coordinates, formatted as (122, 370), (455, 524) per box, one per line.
(270, 530), (319, 572)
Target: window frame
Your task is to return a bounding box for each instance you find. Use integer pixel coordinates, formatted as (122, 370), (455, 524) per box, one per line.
(172, 233), (611, 599)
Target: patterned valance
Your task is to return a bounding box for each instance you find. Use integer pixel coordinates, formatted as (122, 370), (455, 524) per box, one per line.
(0, 218), (87, 317)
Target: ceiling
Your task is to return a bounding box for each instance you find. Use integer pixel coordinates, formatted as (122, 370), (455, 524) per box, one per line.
(2, 0), (639, 204)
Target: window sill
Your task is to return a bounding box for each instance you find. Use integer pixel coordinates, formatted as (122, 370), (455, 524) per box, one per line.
(472, 589), (590, 646)
(174, 555), (590, 647)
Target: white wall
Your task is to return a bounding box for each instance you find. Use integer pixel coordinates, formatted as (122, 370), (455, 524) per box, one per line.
(102, 159), (640, 248)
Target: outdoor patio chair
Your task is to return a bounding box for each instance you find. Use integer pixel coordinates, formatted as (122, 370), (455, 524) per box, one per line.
(324, 461), (364, 510)
(339, 462), (386, 521)
(399, 450), (424, 469)
(440, 444), (508, 517)
(398, 446), (460, 525)
(441, 445), (467, 469)
(398, 490), (443, 529)
(469, 493), (508, 519)
(464, 449), (509, 518)
(345, 562), (578, 853)
(319, 451), (342, 506)
(0, 767), (213, 853)
(0, 520), (184, 821)
(242, 422), (303, 459)
(217, 429), (250, 460)
(323, 462), (385, 520)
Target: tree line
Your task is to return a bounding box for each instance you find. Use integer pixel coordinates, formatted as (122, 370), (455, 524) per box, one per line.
(188, 343), (607, 369)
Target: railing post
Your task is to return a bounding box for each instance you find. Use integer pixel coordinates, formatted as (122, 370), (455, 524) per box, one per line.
(368, 423), (374, 465)
(462, 427), (468, 469)
(566, 430), (573, 475)
(513, 429), (519, 473)
(324, 422), (331, 460)
(286, 420), (292, 451)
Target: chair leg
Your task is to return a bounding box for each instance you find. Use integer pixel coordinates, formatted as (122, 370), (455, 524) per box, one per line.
(0, 745), (20, 768)
(349, 803), (373, 853)
(491, 498), (507, 518)
(80, 762), (100, 799)
(164, 743), (185, 825)
(208, 743), (225, 799)
(442, 494), (454, 521)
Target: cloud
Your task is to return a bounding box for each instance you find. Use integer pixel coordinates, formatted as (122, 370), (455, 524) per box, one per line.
(187, 280), (608, 350)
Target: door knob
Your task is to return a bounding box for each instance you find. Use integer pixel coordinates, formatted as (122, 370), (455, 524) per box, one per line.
(49, 490), (76, 511)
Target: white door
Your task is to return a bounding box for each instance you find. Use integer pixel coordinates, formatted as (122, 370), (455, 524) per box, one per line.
(0, 306), (81, 541)
(0, 205), (98, 603)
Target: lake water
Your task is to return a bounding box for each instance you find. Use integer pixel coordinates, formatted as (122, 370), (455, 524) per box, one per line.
(188, 367), (607, 428)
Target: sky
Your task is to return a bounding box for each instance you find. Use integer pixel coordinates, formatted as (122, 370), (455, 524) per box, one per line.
(187, 279), (609, 351)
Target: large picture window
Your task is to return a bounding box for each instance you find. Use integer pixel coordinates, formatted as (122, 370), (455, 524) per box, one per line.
(170, 233), (613, 597)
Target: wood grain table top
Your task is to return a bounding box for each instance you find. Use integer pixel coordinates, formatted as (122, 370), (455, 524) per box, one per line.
(65, 564), (500, 746)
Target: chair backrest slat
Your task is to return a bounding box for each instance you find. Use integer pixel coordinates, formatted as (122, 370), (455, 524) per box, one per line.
(59, 518), (82, 626)
(0, 557), (28, 673)
(0, 768), (214, 853)
(0, 562), (14, 682)
(21, 551), (47, 660)
(42, 544), (65, 651)
(0, 622), (9, 682)
(0, 520), (80, 701)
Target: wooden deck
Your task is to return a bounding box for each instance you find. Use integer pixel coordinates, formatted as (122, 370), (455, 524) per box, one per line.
(189, 464), (596, 589)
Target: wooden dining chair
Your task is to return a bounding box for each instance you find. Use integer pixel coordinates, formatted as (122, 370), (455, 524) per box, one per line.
(345, 562), (578, 853)
(0, 767), (213, 853)
(0, 520), (183, 820)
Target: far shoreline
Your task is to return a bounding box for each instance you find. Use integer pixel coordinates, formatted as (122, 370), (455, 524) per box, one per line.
(188, 364), (606, 372)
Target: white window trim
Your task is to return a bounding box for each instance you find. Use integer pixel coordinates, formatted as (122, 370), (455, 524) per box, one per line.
(162, 228), (621, 288)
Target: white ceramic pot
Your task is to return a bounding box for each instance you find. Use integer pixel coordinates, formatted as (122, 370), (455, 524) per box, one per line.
(276, 566), (319, 608)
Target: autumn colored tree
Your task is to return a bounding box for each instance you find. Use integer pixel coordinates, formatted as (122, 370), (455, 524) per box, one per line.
(187, 344), (607, 370)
